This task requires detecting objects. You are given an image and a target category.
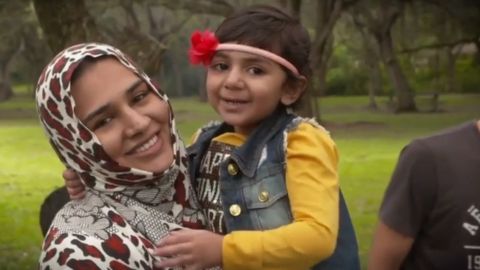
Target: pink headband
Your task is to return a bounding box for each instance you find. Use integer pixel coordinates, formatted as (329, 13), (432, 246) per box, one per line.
(189, 30), (300, 77)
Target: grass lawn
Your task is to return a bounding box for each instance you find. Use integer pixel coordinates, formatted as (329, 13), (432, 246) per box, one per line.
(0, 91), (479, 269)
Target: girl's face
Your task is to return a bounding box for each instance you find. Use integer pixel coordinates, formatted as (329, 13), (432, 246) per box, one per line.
(206, 50), (301, 135)
(72, 58), (173, 173)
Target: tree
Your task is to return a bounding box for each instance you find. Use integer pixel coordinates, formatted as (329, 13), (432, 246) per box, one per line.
(396, 0), (479, 94)
(279, 0), (355, 118)
(0, 0), (32, 101)
(33, 0), (104, 54)
(350, 14), (382, 110)
(351, 0), (417, 112)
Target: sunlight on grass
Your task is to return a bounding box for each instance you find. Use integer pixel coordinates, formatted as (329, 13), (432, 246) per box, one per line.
(0, 124), (64, 269)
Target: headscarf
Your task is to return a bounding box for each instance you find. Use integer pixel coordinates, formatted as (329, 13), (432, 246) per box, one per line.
(36, 43), (204, 269)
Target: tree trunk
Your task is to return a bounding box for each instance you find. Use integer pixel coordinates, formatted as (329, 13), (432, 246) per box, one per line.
(311, 0), (342, 96)
(282, 0), (302, 18)
(33, 0), (103, 54)
(366, 58), (381, 110)
(353, 13), (381, 110)
(445, 46), (458, 93)
(473, 40), (480, 67)
(0, 37), (23, 102)
(429, 49), (440, 93)
(295, 88), (314, 118)
(172, 58), (183, 97)
(378, 31), (417, 112)
(0, 60), (14, 101)
(313, 35), (334, 97)
(298, 0), (343, 119)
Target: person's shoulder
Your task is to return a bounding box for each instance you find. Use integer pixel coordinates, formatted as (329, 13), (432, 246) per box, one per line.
(199, 120), (224, 132)
(414, 121), (476, 148)
(285, 116), (333, 142)
(190, 120), (224, 144)
(284, 116), (337, 153)
(286, 116), (330, 135)
(403, 121), (477, 160)
(48, 193), (109, 233)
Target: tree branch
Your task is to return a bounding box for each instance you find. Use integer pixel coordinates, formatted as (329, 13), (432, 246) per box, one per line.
(398, 36), (479, 53)
(154, 0), (235, 17)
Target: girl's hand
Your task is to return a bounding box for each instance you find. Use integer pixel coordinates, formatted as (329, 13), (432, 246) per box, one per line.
(63, 169), (86, 200)
(153, 229), (223, 270)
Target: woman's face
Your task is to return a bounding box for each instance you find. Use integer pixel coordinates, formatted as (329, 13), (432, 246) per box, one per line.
(72, 58), (173, 173)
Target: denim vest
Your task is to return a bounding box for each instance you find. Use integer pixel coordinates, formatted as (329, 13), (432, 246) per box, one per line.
(188, 108), (360, 270)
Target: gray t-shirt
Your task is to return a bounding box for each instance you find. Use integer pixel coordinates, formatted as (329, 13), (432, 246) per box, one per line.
(380, 121), (480, 270)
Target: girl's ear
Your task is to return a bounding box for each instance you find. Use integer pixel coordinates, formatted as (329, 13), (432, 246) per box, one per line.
(281, 76), (307, 106)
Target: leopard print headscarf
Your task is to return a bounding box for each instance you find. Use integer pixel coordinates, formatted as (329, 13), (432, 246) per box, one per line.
(36, 43), (204, 269)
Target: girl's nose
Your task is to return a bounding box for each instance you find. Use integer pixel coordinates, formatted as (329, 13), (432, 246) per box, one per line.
(224, 68), (245, 90)
(123, 108), (151, 138)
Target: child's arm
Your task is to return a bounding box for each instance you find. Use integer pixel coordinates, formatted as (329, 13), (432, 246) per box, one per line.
(154, 123), (339, 270)
(154, 228), (223, 269)
(63, 169), (86, 200)
(222, 122), (339, 270)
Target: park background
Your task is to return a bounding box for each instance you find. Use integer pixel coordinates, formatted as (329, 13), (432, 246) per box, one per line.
(0, 0), (479, 269)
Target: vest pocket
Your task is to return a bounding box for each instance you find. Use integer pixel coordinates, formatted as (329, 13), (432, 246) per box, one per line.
(243, 163), (293, 230)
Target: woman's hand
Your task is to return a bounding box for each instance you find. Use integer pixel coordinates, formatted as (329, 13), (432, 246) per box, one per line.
(63, 169), (86, 200)
(153, 229), (223, 270)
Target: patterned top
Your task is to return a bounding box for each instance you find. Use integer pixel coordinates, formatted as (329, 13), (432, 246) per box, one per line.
(36, 43), (204, 269)
(196, 140), (231, 234)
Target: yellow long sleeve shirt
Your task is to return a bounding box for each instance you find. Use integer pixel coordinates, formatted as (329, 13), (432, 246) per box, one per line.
(192, 121), (339, 270)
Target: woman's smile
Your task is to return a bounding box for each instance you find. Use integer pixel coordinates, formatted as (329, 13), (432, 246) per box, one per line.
(127, 132), (161, 155)
(72, 58), (174, 172)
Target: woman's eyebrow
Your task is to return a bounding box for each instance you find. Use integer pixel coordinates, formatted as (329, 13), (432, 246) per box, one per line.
(83, 79), (143, 124)
(125, 79), (144, 95)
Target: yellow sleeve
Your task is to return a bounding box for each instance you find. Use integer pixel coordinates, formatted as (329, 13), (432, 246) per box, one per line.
(222, 122), (340, 270)
(188, 129), (201, 146)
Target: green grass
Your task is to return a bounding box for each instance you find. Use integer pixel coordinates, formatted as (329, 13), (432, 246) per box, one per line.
(0, 91), (479, 269)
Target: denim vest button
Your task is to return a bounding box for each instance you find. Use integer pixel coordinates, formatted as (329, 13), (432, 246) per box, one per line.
(227, 163), (239, 176)
(229, 204), (242, 216)
(258, 190), (270, 202)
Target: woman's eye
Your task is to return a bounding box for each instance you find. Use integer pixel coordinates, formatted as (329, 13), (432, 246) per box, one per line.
(248, 67), (264, 75)
(132, 90), (150, 103)
(92, 117), (113, 130)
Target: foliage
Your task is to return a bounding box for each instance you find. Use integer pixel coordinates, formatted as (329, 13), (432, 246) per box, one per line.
(326, 44), (370, 96)
(456, 58), (480, 93)
(1, 0), (478, 104)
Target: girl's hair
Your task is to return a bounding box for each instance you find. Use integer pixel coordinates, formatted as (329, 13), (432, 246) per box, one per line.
(215, 5), (312, 80)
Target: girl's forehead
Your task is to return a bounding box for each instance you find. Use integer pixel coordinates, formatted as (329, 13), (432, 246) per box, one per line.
(214, 50), (277, 65)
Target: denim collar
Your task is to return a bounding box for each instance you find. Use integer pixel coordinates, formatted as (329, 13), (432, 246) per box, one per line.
(187, 107), (293, 178)
(230, 107), (292, 178)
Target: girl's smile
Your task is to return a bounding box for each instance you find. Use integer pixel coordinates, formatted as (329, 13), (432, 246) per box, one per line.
(206, 50), (292, 135)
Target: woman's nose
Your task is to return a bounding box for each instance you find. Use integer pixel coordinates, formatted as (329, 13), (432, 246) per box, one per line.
(123, 108), (151, 137)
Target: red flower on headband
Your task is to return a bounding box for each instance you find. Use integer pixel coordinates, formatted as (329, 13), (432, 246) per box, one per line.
(189, 30), (219, 65)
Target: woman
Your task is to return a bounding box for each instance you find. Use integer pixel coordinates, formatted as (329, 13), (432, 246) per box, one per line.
(36, 43), (204, 269)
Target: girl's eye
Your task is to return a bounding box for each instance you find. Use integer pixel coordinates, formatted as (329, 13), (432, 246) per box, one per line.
(211, 62), (229, 71)
(247, 67), (264, 75)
